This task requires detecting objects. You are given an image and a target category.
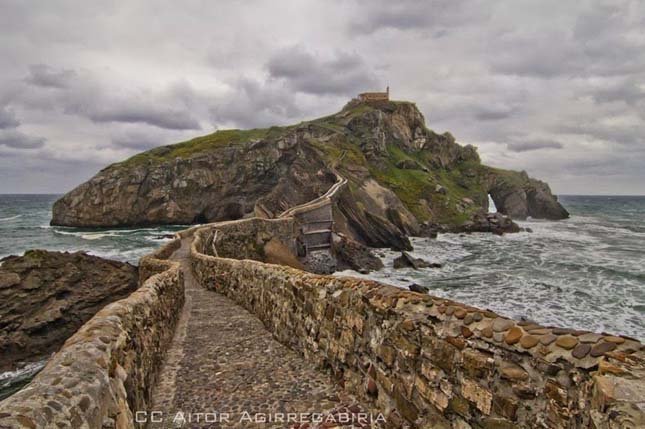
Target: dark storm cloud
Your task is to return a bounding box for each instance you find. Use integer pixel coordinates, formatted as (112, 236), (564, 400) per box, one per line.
(507, 139), (563, 153)
(25, 64), (76, 89)
(267, 46), (379, 95)
(0, 129), (45, 149)
(0, 106), (20, 128)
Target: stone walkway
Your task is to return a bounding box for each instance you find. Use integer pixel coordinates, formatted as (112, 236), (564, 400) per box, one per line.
(148, 238), (381, 429)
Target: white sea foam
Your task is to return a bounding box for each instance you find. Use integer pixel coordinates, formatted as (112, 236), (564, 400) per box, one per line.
(337, 220), (645, 340)
(0, 360), (47, 383)
(80, 233), (115, 240)
(0, 215), (22, 222)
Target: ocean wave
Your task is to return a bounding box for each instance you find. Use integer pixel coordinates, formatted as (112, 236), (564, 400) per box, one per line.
(0, 360), (47, 383)
(0, 215), (22, 222)
(80, 233), (115, 240)
(52, 226), (182, 239)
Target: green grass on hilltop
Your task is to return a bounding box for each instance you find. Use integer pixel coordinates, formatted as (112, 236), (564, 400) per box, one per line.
(112, 127), (287, 168)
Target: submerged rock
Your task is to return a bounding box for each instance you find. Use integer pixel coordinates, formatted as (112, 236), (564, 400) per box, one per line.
(0, 250), (138, 372)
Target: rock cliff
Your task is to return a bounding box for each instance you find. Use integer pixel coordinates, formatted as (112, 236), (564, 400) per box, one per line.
(0, 250), (138, 372)
(51, 100), (568, 247)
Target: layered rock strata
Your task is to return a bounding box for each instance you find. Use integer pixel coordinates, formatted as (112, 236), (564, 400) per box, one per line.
(0, 250), (138, 372)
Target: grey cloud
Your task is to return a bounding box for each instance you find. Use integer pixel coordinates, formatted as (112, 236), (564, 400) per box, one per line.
(0, 129), (45, 149)
(0, 106), (20, 128)
(21, 65), (203, 130)
(492, 2), (645, 78)
(348, 0), (486, 35)
(107, 126), (189, 151)
(110, 132), (162, 151)
(507, 139), (564, 152)
(267, 46), (379, 95)
(473, 105), (517, 121)
(590, 78), (645, 106)
(211, 77), (306, 129)
(85, 105), (201, 130)
(558, 122), (643, 147)
(25, 64), (76, 88)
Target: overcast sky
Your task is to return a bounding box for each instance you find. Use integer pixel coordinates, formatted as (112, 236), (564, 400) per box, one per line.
(1, 0), (643, 194)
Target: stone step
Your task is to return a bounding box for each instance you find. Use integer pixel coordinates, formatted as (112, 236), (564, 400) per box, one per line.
(303, 228), (333, 235)
(307, 243), (332, 250)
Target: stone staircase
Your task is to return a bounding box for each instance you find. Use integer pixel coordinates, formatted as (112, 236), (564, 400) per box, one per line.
(278, 153), (348, 256)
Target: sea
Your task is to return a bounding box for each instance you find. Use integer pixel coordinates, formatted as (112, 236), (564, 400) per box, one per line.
(0, 194), (644, 398)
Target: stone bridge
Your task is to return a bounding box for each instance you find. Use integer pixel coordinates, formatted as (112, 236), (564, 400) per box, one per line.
(0, 177), (644, 428)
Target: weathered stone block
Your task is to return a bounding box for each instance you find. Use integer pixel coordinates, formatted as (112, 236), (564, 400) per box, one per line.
(462, 349), (493, 379)
(492, 394), (518, 421)
(414, 376), (449, 411)
(430, 340), (458, 374)
(461, 379), (493, 415)
(393, 386), (419, 423)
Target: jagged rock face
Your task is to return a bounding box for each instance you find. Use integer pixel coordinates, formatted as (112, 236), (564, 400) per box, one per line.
(0, 250), (138, 371)
(488, 173), (569, 220)
(52, 138), (329, 226)
(52, 100), (568, 246)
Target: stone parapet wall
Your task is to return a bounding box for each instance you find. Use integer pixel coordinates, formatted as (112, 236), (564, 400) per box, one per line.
(201, 217), (296, 260)
(191, 224), (645, 429)
(138, 236), (182, 283)
(0, 238), (185, 429)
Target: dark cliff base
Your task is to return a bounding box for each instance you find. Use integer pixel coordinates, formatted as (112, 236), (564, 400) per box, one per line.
(51, 99), (568, 249)
(0, 250), (138, 372)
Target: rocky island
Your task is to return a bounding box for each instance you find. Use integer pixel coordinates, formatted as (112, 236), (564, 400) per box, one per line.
(51, 98), (568, 253)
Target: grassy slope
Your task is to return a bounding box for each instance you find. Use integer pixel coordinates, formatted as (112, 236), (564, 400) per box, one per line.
(109, 101), (490, 225)
(112, 127), (288, 168)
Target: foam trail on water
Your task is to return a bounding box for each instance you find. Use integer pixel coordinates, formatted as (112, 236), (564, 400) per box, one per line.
(0, 215), (22, 222)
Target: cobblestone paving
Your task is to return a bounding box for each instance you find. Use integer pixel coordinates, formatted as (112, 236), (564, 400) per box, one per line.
(149, 239), (382, 429)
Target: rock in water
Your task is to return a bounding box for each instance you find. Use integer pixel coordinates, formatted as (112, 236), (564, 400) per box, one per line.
(0, 250), (138, 372)
(409, 283), (430, 294)
(448, 211), (521, 235)
(487, 171), (569, 220)
(393, 251), (442, 270)
(332, 234), (384, 273)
